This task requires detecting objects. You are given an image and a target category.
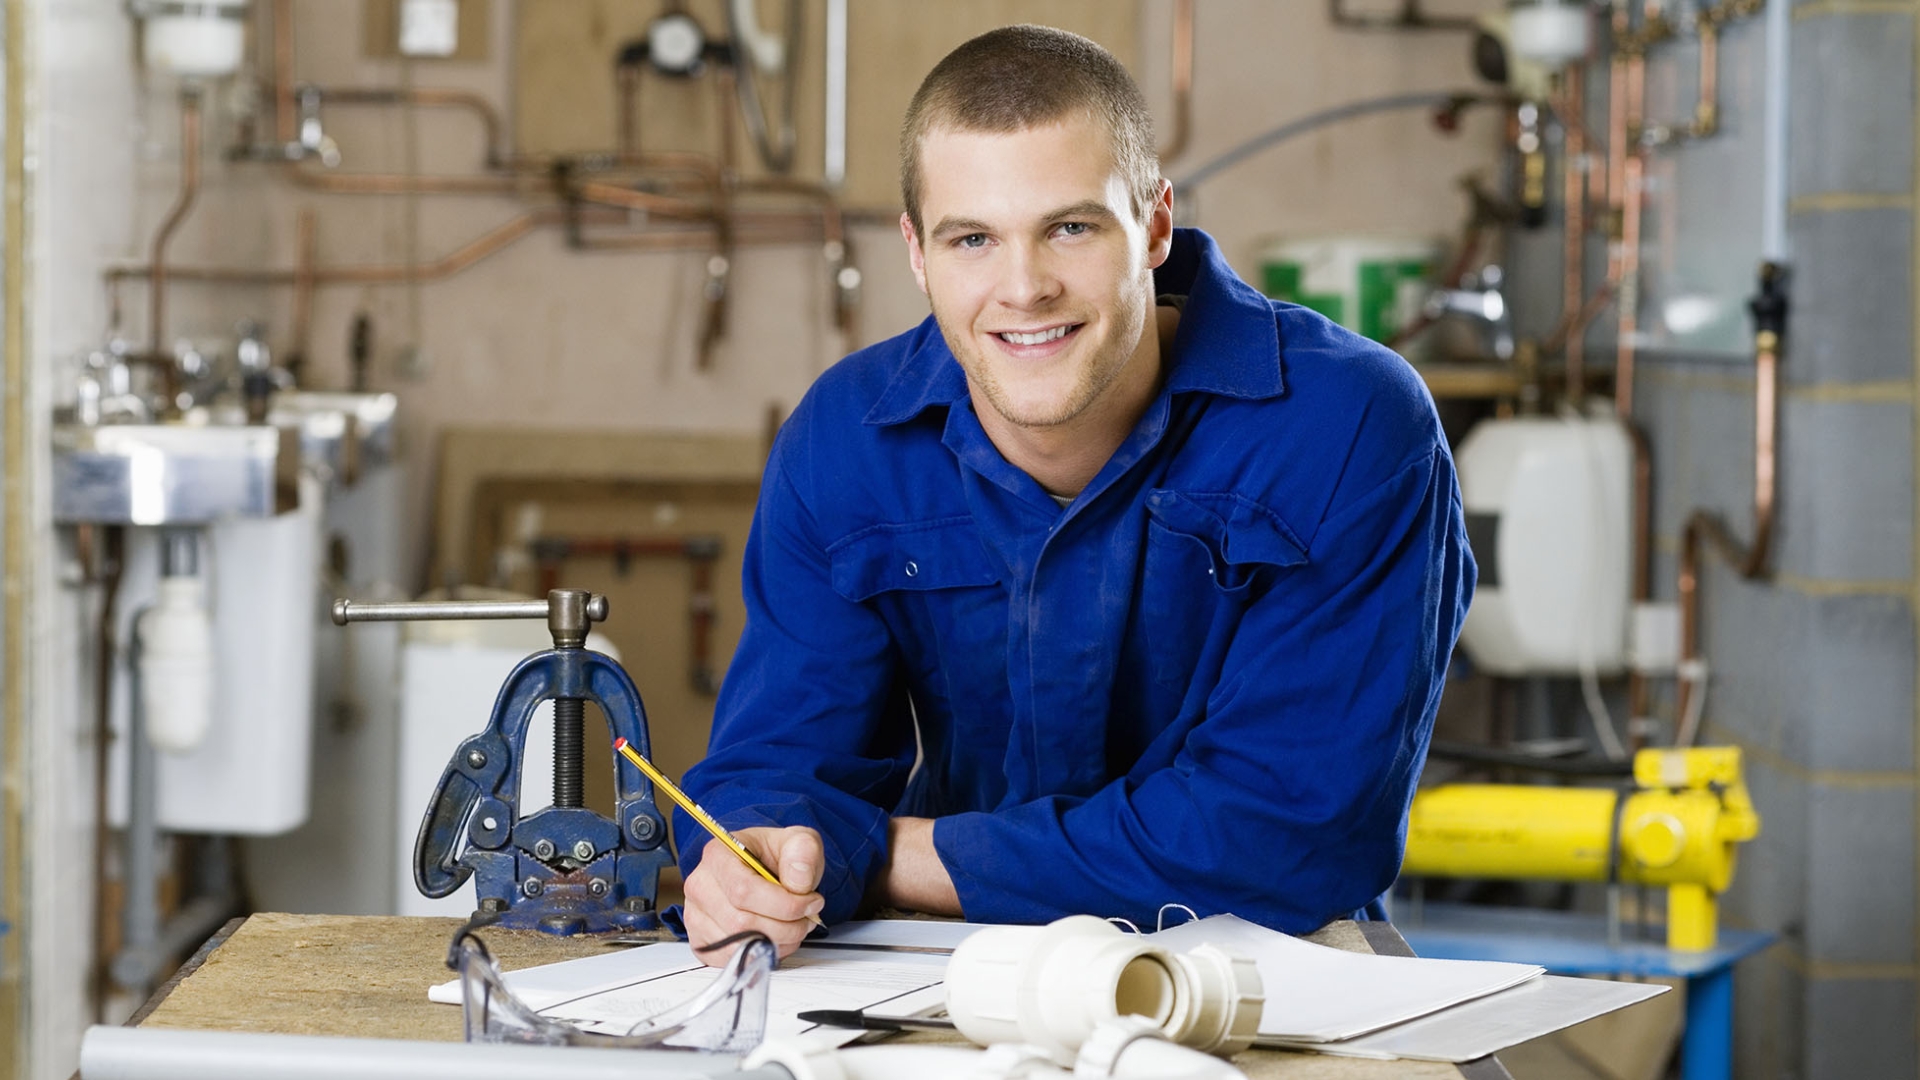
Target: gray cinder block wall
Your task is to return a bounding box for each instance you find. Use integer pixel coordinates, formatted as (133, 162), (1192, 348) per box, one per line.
(1505, 6), (1919, 1076)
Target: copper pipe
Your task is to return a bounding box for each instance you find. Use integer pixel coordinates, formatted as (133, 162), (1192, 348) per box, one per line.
(736, 177), (846, 249)
(1605, 6), (1629, 249)
(291, 208), (316, 373)
(1616, 153), (1643, 417)
(283, 150), (733, 198)
(1676, 315), (1781, 739)
(312, 86), (507, 165)
(1546, 280), (1616, 361)
(502, 150), (727, 188)
(112, 210), (554, 286)
(149, 90), (203, 404)
(1560, 67), (1587, 407)
(297, 209), (542, 282)
(568, 229), (727, 253)
(105, 207), (818, 288)
(1157, 0), (1195, 163)
(575, 180), (712, 221)
(1695, 17), (1720, 137)
(1626, 422), (1653, 747)
(274, 0), (295, 143)
(284, 167), (523, 195)
(571, 223), (821, 252)
(1614, 27), (1649, 419)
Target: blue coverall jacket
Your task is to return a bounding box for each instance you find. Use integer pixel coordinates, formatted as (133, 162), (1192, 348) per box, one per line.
(677, 227), (1475, 932)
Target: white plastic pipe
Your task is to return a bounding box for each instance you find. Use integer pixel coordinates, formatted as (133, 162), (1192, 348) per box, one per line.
(138, 573), (214, 753)
(746, 1025), (1252, 1080)
(823, 0), (848, 188)
(944, 916), (1261, 1065)
(78, 1027), (770, 1080)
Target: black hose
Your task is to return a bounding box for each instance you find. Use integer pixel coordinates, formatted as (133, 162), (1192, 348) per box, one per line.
(1174, 90), (1497, 193)
(1427, 739), (1636, 778)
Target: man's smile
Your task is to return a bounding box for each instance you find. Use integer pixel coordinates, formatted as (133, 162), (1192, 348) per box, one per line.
(989, 322), (1084, 356)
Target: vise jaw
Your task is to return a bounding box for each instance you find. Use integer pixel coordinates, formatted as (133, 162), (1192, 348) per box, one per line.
(333, 590), (675, 934)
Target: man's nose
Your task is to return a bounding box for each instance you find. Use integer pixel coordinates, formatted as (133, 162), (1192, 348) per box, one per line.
(996, 241), (1062, 310)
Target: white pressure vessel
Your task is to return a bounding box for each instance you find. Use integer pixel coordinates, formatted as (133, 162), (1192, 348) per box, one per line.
(1456, 415), (1632, 676)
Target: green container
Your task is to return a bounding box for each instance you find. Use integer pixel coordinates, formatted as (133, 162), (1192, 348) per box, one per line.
(1260, 237), (1437, 353)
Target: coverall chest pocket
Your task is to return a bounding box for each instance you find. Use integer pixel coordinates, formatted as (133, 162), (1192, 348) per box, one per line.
(827, 517), (1006, 690)
(1140, 490), (1308, 691)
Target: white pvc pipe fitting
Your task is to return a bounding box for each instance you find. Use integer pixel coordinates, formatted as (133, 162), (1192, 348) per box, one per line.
(139, 574), (215, 753)
(944, 916), (1262, 1065)
(745, 1027), (1251, 1080)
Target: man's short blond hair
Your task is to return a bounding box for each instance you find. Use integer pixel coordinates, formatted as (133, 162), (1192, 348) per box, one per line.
(899, 25), (1160, 235)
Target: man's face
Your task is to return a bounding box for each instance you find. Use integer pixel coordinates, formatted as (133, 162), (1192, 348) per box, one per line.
(902, 114), (1172, 432)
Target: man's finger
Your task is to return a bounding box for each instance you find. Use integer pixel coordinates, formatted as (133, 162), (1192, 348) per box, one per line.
(681, 892), (812, 966)
(776, 827), (825, 893)
(703, 836), (822, 922)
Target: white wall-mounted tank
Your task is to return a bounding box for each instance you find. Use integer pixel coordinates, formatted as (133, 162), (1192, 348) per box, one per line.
(1456, 415), (1632, 677)
(109, 475), (325, 835)
(131, 0), (252, 79)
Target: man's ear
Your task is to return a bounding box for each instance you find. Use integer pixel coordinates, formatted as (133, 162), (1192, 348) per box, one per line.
(901, 212), (930, 296)
(1145, 178), (1175, 270)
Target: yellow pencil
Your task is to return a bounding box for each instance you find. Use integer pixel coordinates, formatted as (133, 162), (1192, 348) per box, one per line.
(613, 737), (824, 928)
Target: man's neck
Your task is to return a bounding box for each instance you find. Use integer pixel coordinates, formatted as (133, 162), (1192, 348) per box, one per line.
(978, 305), (1180, 501)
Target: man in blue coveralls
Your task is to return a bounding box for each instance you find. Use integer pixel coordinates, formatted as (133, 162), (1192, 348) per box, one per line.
(675, 25), (1474, 960)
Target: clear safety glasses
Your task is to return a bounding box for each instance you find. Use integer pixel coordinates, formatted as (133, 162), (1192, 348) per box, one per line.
(445, 922), (776, 1053)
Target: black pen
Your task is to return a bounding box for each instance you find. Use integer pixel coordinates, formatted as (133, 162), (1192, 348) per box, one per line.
(797, 1009), (956, 1033)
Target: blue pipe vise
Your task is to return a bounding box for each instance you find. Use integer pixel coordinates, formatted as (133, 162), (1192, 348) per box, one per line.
(332, 590), (674, 935)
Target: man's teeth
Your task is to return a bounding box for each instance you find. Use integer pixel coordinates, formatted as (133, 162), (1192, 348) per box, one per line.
(999, 326), (1071, 346)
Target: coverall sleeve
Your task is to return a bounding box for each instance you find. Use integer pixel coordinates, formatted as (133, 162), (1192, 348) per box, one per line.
(933, 444), (1475, 932)
(675, 453), (913, 925)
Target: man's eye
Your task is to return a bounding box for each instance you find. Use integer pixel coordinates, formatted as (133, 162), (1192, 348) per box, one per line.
(957, 233), (988, 249)
(1057, 221), (1091, 237)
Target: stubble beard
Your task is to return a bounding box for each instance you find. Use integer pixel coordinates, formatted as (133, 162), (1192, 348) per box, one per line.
(933, 287), (1151, 433)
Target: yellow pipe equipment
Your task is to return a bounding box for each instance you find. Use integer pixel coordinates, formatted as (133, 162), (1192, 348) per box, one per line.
(1402, 747), (1760, 951)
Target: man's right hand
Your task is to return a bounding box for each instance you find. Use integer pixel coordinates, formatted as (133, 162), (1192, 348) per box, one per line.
(681, 825), (825, 966)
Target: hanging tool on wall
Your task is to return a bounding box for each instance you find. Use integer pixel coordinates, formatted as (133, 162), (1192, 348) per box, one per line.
(331, 589), (675, 934)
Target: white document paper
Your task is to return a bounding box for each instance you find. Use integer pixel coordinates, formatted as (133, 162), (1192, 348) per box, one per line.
(1262, 974), (1671, 1063)
(816, 919), (987, 952)
(428, 941), (950, 1044)
(1146, 914), (1545, 1043)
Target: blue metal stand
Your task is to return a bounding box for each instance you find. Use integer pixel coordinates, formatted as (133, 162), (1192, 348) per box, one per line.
(1399, 902), (1772, 1080)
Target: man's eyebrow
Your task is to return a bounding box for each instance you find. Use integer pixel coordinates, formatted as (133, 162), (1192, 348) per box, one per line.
(1043, 201), (1120, 224)
(928, 216), (994, 242)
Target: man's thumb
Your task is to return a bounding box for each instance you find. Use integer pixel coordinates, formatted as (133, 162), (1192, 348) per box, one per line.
(779, 829), (821, 892)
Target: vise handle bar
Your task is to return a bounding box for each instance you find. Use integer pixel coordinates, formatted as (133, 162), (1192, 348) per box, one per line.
(332, 590), (608, 650)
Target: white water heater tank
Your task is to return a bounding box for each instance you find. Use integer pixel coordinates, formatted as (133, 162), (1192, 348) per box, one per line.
(1457, 415), (1632, 676)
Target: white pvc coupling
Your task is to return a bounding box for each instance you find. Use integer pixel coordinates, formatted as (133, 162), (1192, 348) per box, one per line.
(745, 1025), (1250, 1080)
(138, 575), (215, 753)
(944, 916), (1262, 1065)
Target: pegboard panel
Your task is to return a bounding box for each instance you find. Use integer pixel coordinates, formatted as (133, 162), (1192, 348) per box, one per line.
(514, 0), (1138, 209)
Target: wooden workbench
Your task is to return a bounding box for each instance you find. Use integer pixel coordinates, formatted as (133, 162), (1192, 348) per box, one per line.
(131, 913), (1510, 1080)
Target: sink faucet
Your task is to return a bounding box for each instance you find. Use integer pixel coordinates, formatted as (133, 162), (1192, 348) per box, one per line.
(1424, 264), (1515, 361)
